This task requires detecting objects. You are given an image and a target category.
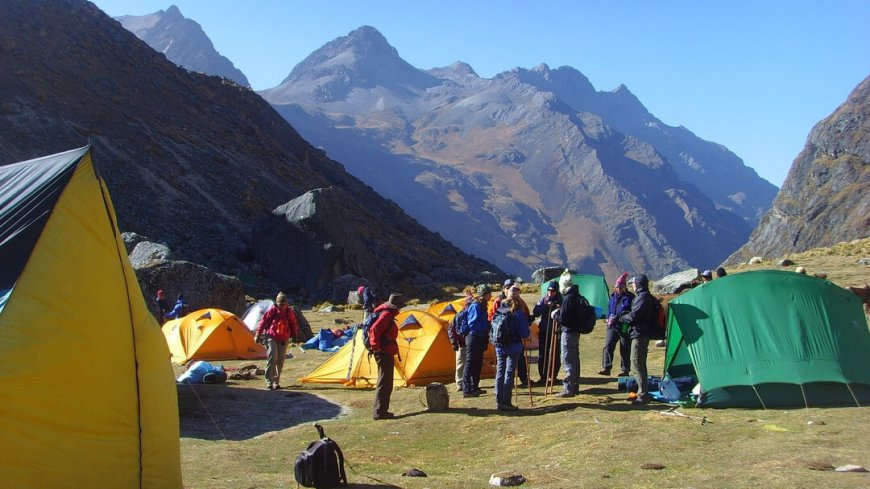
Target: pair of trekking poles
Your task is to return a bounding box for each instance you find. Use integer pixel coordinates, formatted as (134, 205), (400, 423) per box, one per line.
(511, 303), (561, 405)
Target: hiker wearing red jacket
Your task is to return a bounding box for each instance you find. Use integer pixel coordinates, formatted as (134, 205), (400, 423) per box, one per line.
(255, 292), (299, 390)
(368, 293), (405, 420)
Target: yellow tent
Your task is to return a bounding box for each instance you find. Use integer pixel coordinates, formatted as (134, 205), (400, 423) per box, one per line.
(163, 308), (266, 364)
(426, 299), (464, 322)
(0, 147), (181, 488)
(299, 310), (457, 387)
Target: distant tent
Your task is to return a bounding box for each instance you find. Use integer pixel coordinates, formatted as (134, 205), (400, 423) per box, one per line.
(664, 270), (870, 408)
(540, 272), (609, 317)
(0, 147), (181, 487)
(300, 311), (459, 387)
(240, 299), (314, 341)
(163, 308), (266, 364)
(427, 300), (460, 321)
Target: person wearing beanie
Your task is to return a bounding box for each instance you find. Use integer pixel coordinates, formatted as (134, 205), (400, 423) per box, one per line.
(701, 270), (713, 282)
(532, 280), (563, 386)
(359, 284), (380, 323)
(715, 267), (727, 278)
(369, 293), (405, 420)
(553, 284), (587, 398)
(154, 289), (170, 324)
(463, 285), (492, 398)
(599, 273), (634, 377)
(618, 275), (655, 405)
(256, 292), (299, 390)
(165, 293), (189, 320)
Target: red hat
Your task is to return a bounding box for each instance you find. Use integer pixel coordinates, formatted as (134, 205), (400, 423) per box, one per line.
(357, 285), (365, 295)
(615, 272), (629, 288)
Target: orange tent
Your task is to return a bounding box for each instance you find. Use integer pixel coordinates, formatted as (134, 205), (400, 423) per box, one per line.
(162, 308), (266, 364)
(300, 310), (458, 387)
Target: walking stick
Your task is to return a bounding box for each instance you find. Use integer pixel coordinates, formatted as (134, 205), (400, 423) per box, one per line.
(546, 315), (560, 396)
(524, 339), (534, 406)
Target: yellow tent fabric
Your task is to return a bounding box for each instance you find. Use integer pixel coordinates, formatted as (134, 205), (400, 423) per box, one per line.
(162, 308), (267, 364)
(299, 329), (402, 387)
(0, 147), (181, 488)
(300, 310), (460, 387)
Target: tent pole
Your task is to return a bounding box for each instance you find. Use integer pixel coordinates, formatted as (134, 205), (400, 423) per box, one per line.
(751, 385), (768, 410)
(845, 384), (862, 407)
(799, 384), (809, 409)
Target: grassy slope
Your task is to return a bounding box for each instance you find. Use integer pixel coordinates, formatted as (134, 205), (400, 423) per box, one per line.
(176, 239), (869, 488)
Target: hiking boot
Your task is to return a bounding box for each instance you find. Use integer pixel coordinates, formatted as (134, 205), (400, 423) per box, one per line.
(554, 391), (575, 398)
(497, 403), (519, 411)
(531, 380), (546, 387)
(631, 397), (651, 405)
(463, 391), (481, 398)
(266, 383), (274, 390)
(618, 371), (630, 377)
(273, 384), (281, 390)
(373, 412), (395, 420)
(472, 388), (487, 395)
(597, 369), (611, 376)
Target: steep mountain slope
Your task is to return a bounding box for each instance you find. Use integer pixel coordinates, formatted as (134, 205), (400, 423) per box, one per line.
(0, 0), (500, 296)
(727, 75), (870, 263)
(116, 5), (250, 87)
(262, 26), (755, 278)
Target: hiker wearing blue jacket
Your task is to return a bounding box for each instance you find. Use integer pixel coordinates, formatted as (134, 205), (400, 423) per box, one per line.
(165, 293), (189, 320)
(600, 272), (634, 377)
(493, 286), (531, 411)
(462, 284), (492, 398)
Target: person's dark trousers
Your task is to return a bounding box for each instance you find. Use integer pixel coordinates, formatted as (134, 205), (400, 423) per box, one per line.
(537, 324), (561, 382)
(373, 351), (395, 418)
(463, 334), (487, 393)
(601, 327), (630, 374)
(631, 336), (650, 400)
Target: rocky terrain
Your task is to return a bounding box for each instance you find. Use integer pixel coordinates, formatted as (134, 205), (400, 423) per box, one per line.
(261, 26), (773, 278)
(728, 75), (870, 264)
(0, 0), (502, 301)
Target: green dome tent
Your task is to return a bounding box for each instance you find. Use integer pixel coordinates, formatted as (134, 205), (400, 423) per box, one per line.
(664, 270), (870, 408)
(540, 272), (610, 317)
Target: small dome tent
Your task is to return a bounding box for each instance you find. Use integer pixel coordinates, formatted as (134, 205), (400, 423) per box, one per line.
(664, 270), (870, 408)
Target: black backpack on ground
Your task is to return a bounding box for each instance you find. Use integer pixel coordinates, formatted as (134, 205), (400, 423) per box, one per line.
(294, 423), (348, 488)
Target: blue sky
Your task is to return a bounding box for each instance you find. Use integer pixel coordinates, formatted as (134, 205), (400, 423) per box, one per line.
(92, 1), (869, 187)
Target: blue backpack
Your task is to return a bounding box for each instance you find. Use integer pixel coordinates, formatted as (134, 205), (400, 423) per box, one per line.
(447, 307), (470, 348)
(361, 311), (382, 352)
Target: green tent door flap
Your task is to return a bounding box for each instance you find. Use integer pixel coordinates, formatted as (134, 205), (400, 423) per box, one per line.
(664, 270), (870, 408)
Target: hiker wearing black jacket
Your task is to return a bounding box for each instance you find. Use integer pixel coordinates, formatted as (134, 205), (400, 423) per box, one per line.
(532, 281), (562, 385)
(554, 284), (585, 397)
(619, 274), (656, 405)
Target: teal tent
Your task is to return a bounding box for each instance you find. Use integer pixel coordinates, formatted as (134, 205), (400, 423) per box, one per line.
(664, 270), (870, 408)
(540, 273), (610, 318)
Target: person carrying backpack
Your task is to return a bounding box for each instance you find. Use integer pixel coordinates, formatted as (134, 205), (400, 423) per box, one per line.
(360, 285), (379, 323)
(447, 286), (474, 392)
(599, 272), (634, 377)
(532, 281), (562, 386)
(368, 293), (405, 420)
(462, 284), (492, 398)
(554, 283), (588, 398)
(255, 292), (299, 390)
(488, 279), (531, 388)
(619, 274), (656, 405)
(492, 287), (531, 411)
(164, 293), (189, 320)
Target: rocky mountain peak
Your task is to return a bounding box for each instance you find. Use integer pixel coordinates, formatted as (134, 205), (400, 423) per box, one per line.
(726, 74), (870, 264)
(115, 5), (250, 87)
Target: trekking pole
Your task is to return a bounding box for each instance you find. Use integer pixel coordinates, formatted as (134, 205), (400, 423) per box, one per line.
(547, 317), (560, 396)
(543, 304), (554, 395)
(524, 339), (534, 406)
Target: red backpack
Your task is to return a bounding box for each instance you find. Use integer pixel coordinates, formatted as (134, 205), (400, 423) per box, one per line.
(649, 298), (667, 339)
